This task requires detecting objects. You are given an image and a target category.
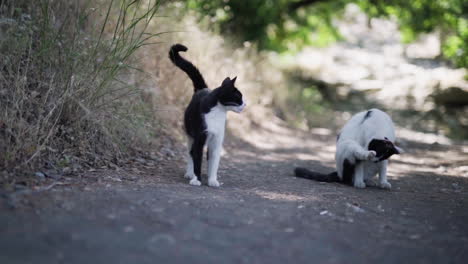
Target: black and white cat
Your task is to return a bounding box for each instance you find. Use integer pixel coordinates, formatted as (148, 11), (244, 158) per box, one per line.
(294, 109), (403, 189)
(169, 44), (246, 187)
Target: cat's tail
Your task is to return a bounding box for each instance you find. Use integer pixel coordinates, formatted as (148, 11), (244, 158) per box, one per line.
(169, 44), (208, 92)
(294, 167), (340, 182)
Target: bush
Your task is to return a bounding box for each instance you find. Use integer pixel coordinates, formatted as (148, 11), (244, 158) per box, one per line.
(0, 0), (161, 184)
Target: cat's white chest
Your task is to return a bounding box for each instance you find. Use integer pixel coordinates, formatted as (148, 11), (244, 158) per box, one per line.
(204, 104), (227, 136)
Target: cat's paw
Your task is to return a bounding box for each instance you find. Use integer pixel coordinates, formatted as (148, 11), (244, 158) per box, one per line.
(354, 181), (366, 188)
(208, 179), (220, 187)
(366, 150), (377, 161)
(379, 181), (392, 190)
(184, 172), (195, 179)
(189, 178), (201, 186)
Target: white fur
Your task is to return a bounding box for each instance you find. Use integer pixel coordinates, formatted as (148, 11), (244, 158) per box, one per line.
(204, 103), (227, 187)
(336, 109), (398, 189)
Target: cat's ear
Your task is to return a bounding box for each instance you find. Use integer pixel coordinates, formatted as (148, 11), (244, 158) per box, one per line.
(394, 146), (404, 154)
(231, 76), (237, 84)
(222, 77), (231, 86)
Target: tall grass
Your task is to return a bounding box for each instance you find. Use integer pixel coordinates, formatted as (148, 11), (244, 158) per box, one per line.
(0, 0), (162, 184)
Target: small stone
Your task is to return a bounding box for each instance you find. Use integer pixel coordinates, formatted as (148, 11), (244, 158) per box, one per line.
(347, 202), (365, 213)
(320, 210), (329, 215)
(123, 226), (134, 233)
(148, 234), (175, 245)
(107, 214), (116, 219)
(35, 172), (45, 178)
(135, 158), (146, 164)
(377, 204), (385, 212)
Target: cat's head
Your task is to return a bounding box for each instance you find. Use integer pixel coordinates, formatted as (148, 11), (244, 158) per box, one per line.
(368, 137), (404, 162)
(218, 77), (246, 113)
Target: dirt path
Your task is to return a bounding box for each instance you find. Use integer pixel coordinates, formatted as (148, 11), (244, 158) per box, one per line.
(1, 121), (468, 264)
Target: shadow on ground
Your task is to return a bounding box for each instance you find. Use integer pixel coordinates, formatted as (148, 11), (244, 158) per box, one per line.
(1, 121), (467, 264)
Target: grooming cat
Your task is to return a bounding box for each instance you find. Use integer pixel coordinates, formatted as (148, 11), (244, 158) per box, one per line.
(294, 109), (403, 189)
(169, 44), (246, 187)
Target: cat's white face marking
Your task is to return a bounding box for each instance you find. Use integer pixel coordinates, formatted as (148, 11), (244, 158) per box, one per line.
(225, 102), (246, 113)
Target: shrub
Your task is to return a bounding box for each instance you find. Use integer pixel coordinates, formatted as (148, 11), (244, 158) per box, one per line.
(0, 0), (161, 184)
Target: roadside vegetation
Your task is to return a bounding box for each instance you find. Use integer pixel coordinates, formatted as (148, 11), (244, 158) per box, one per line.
(0, 0), (162, 186)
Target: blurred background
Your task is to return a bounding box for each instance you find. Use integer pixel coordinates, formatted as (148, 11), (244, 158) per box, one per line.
(1, 0), (467, 182)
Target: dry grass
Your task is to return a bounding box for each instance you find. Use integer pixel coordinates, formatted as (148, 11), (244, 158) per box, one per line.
(0, 0), (162, 185)
(137, 5), (294, 139)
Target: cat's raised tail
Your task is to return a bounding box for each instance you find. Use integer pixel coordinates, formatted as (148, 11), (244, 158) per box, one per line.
(169, 44), (208, 92)
(294, 167), (340, 182)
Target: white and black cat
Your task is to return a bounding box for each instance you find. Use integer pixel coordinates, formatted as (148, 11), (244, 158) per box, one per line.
(294, 109), (403, 189)
(169, 44), (246, 187)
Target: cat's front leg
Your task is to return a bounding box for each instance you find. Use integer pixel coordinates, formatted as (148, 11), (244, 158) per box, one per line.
(353, 163), (366, 188)
(351, 143), (377, 161)
(207, 134), (223, 187)
(378, 160), (391, 189)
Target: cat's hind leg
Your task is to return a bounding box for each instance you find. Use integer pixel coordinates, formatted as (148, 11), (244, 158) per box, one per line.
(189, 136), (205, 186)
(353, 163), (366, 188)
(184, 138), (195, 180)
(378, 160), (391, 189)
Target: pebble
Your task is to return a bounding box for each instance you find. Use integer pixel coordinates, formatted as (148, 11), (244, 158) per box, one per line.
(148, 234), (175, 245)
(35, 172), (45, 178)
(123, 226), (134, 233)
(346, 202), (365, 213)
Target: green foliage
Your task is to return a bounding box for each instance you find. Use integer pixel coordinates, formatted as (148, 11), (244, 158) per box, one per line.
(356, 0), (467, 67)
(185, 0), (346, 52)
(184, 0), (467, 67)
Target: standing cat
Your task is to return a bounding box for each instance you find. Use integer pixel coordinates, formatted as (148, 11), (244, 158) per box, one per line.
(169, 44), (246, 187)
(294, 109), (403, 189)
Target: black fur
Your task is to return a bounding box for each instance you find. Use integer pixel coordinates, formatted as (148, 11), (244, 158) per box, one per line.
(169, 44), (244, 181)
(169, 44), (208, 92)
(361, 110), (372, 124)
(342, 158), (356, 184)
(368, 138), (399, 162)
(294, 159), (356, 186)
(294, 168), (341, 183)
